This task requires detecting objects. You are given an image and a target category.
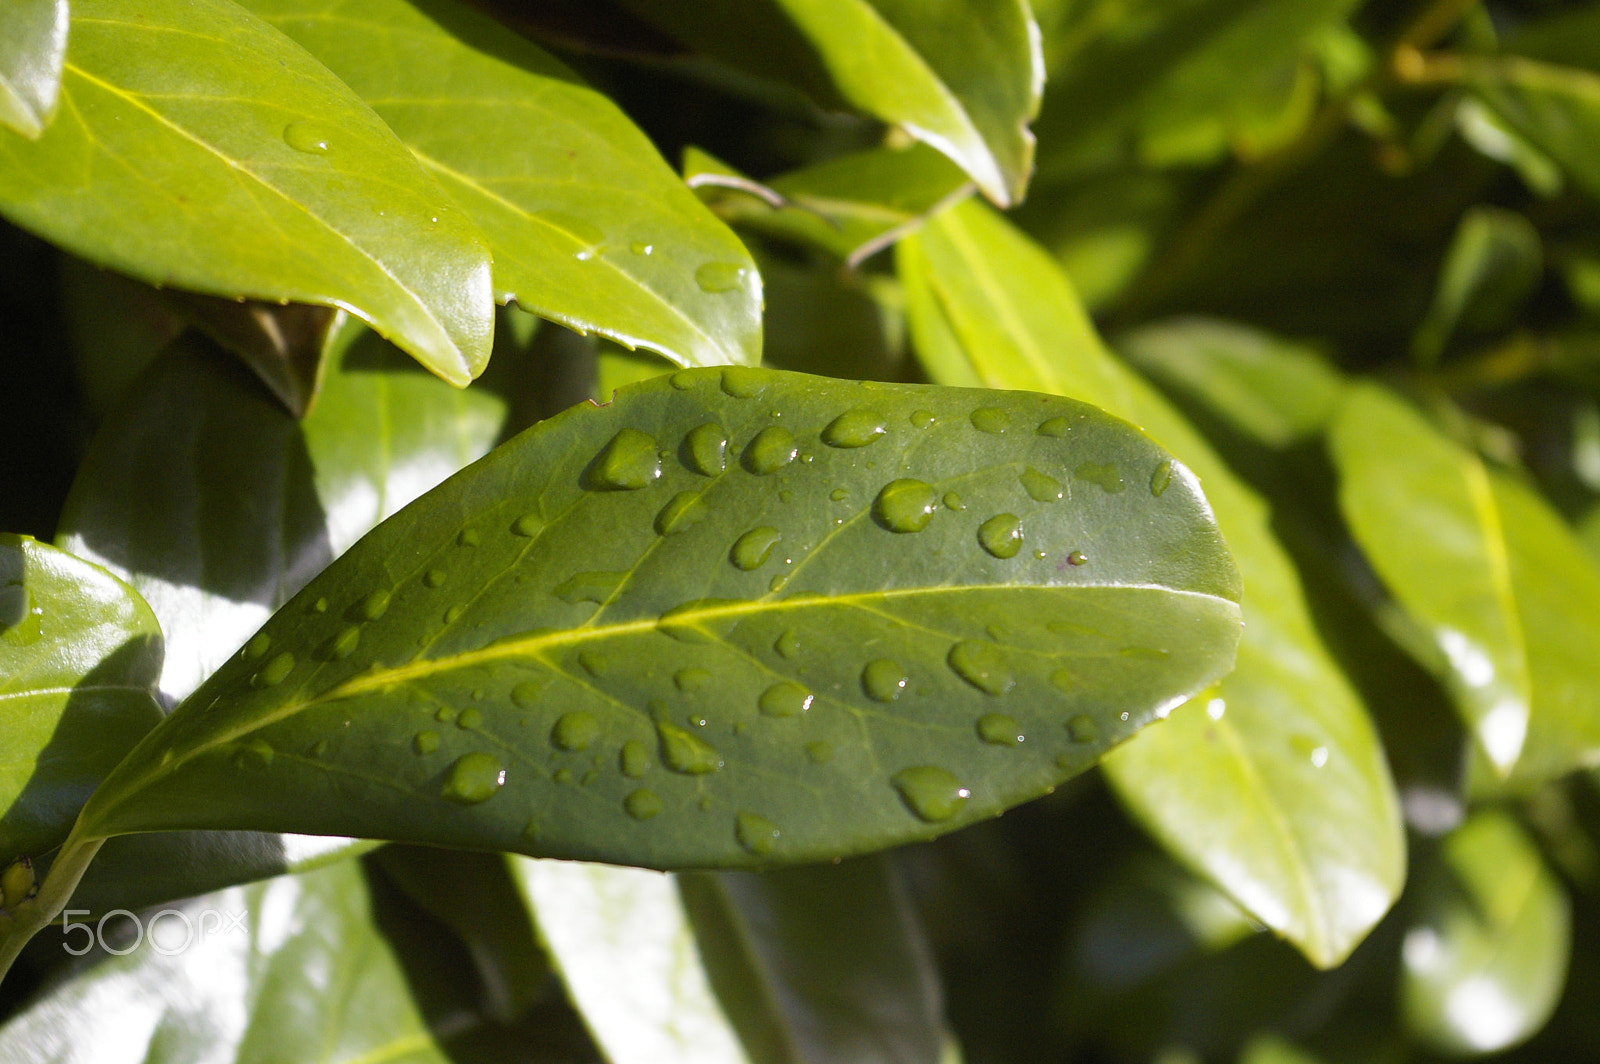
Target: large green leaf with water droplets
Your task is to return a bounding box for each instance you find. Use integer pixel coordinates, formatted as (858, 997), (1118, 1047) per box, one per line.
(0, 0), (493, 385)
(0, 535), (163, 868)
(898, 199), (1403, 967)
(72, 367), (1241, 869)
(1331, 383), (1600, 785)
(245, 0), (761, 369)
(0, 0), (68, 138)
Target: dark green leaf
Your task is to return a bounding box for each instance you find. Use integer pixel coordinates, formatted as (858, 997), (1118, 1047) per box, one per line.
(248, 0), (762, 369)
(1411, 206), (1542, 365)
(164, 296), (345, 418)
(0, 0), (68, 138)
(0, 535), (162, 866)
(899, 199), (1403, 967)
(74, 367), (1242, 869)
(56, 257), (186, 416)
(1399, 810), (1571, 1055)
(0, 0), (492, 384)
(1467, 55), (1600, 203)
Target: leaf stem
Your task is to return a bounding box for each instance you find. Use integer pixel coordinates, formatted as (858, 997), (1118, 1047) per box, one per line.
(0, 835), (104, 984)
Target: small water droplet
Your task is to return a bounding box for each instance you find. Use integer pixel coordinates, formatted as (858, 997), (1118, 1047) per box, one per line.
(458, 528), (480, 547)
(654, 491), (708, 536)
(356, 590), (390, 621)
(1066, 714), (1099, 742)
(444, 605), (464, 624)
(413, 731), (440, 755)
(253, 652), (296, 687)
(511, 679), (546, 709)
(310, 739), (330, 758)
(282, 121), (332, 154)
(911, 410), (936, 428)
(457, 707), (482, 729)
(829, 488), (849, 502)
(736, 812), (780, 855)
(1150, 459), (1174, 497)
(324, 625), (360, 661)
(978, 514), (1023, 559)
(1037, 416), (1073, 437)
(977, 712), (1024, 746)
(862, 659), (908, 702)
(774, 630), (800, 659)
(657, 598), (741, 643)
(670, 370), (698, 390)
(554, 768), (573, 784)
(720, 366), (767, 398)
(624, 788), (662, 819)
(589, 428), (662, 490)
(971, 407), (1010, 434)
(311, 598), (328, 613)
(244, 632), (272, 660)
(512, 513), (543, 537)
(1290, 734), (1329, 768)
(657, 722), (724, 774)
(424, 569), (447, 588)
(730, 526), (781, 570)
(630, 241), (654, 255)
(943, 492), (964, 511)
(891, 766), (970, 822)
(768, 574), (789, 592)
(554, 570), (627, 605)
(822, 408), (889, 448)
(441, 752), (506, 804)
(620, 740), (650, 778)
(235, 739), (275, 771)
(579, 649), (608, 676)
(948, 641), (1013, 695)
(742, 426), (798, 474)
(1075, 462), (1124, 493)
(552, 711), (601, 751)
(696, 261), (746, 293)
(873, 479), (938, 533)
(1020, 467), (1066, 502)
(675, 667), (711, 692)
(759, 681), (813, 717)
(1067, 550), (1088, 566)
(806, 741), (834, 764)
(436, 706), (457, 724)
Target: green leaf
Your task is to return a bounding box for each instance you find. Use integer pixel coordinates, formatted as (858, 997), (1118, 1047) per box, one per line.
(1330, 383), (1600, 782)
(1411, 206), (1542, 366)
(247, 0), (762, 370)
(0, 0), (68, 138)
(679, 857), (953, 1064)
(1467, 55), (1600, 203)
(0, 0), (492, 385)
(513, 858), (751, 1063)
(73, 366), (1242, 869)
(1399, 810), (1571, 1055)
(0, 860), (453, 1063)
(623, 0), (1042, 206)
(899, 199), (1404, 967)
(165, 296), (346, 418)
(0, 535), (163, 866)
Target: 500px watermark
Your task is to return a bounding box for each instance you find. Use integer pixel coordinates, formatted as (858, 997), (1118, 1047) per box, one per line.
(60, 909), (247, 956)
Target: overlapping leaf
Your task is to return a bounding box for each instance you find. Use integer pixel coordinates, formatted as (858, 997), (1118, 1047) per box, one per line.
(0, 0), (68, 138)
(0, 0), (492, 384)
(71, 367), (1241, 869)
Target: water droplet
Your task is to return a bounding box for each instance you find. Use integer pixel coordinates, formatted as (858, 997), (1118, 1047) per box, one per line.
(311, 598), (328, 613)
(589, 428), (662, 490)
(736, 812), (780, 855)
(768, 574), (789, 592)
(554, 768), (573, 784)
(1037, 416), (1073, 437)
(943, 492), (964, 511)
(829, 488), (849, 502)
(552, 711), (601, 751)
(678, 424), (728, 479)
(413, 730), (440, 755)
(1075, 462), (1124, 493)
(655, 491), (707, 535)
(806, 741), (834, 764)
(742, 426), (797, 474)
(822, 408), (889, 448)
(948, 641), (1013, 695)
(696, 261), (746, 293)
(631, 241), (654, 255)
(620, 740), (650, 778)
(244, 632), (272, 660)
(730, 526), (781, 570)
(971, 407), (1010, 434)
(310, 739), (330, 758)
(512, 513), (543, 537)
(441, 752), (505, 804)
(457, 707), (482, 729)
(282, 121), (332, 154)
(759, 682), (813, 717)
(624, 788), (662, 819)
(324, 625), (360, 661)
(356, 590), (390, 621)
(911, 410), (936, 429)
(253, 652), (296, 687)
(436, 707), (457, 724)
(1067, 714), (1099, 742)
(579, 650), (608, 676)
(891, 766), (970, 822)
(458, 528), (480, 547)
(1067, 550), (1088, 566)
(1207, 697), (1226, 721)
(657, 722), (724, 774)
(1020, 467), (1066, 502)
(235, 739), (275, 771)
(1290, 734), (1329, 768)
(862, 659), (908, 702)
(675, 667), (711, 692)
(444, 605), (464, 624)
(554, 570), (627, 605)
(978, 514), (1023, 559)
(977, 713), (1024, 746)
(670, 370), (698, 390)
(774, 630), (800, 659)
(423, 569), (447, 588)
(531, 209), (604, 249)
(1150, 459), (1174, 497)
(720, 366), (767, 398)
(873, 478), (938, 533)
(511, 679), (546, 709)
(657, 598), (741, 643)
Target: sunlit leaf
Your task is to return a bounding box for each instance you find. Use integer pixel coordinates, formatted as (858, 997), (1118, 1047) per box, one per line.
(0, 0), (68, 138)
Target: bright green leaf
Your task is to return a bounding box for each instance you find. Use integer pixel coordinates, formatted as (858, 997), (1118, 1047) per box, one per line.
(899, 199), (1404, 967)
(0, 535), (163, 867)
(1400, 810), (1571, 1055)
(73, 367), (1242, 869)
(0, 0), (68, 138)
(0, 0), (493, 385)
(248, 0), (762, 369)
(1467, 55), (1600, 203)
(1411, 206), (1542, 366)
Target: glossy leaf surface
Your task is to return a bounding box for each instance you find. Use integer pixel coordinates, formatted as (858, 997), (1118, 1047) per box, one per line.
(249, 0), (761, 369)
(0, 0), (492, 384)
(899, 199), (1403, 966)
(76, 367), (1242, 869)
(0, 0), (68, 138)
(1400, 810), (1571, 1055)
(0, 535), (162, 866)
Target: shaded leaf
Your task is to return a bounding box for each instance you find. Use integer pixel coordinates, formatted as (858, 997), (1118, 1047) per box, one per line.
(0, 535), (162, 867)
(0, 0), (492, 384)
(249, 0), (762, 369)
(0, 0), (68, 138)
(899, 199), (1403, 967)
(164, 296), (345, 418)
(74, 367), (1242, 870)
(56, 257), (186, 416)
(1467, 55), (1600, 202)
(1411, 206), (1542, 366)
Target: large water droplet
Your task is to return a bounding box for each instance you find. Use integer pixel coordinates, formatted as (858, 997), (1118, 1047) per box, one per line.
(736, 812), (780, 856)
(552, 711), (601, 751)
(235, 739), (275, 771)
(971, 407), (1010, 434)
(282, 121), (332, 154)
(774, 630), (800, 659)
(675, 667), (711, 692)
(1150, 459), (1174, 497)
(862, 659), (908, 702)
(1075, 462), (1124, 494)
(683, 423), (727, 476)
(324, 625), (360, 661)
(806, 741), (834, 764)
(977, 713), (1024, 746)
(822, 408), (889, 448)
(696, 261), (746, 293)
(356, 590), (390, 621)
(441, 752), (506, 804)
(253, 652), (296, 688)
(948, 641), (1013, 695)
(720, 366), (767, 398)
(742, 426), (798, 474)
(1037, 416), (1073, 437)
(589, 428), (662, 490)
(1066, 714), (1099, 742)
(657, 722), (724, 774)
(758, 682), (813, 717)
(620, 740), (650, 778)
(730, 527), (782, 571)
(656, 491), (708, 536)
(873, 479), (938, 533)
(625, 788), (662, 820)
(413, 730), (440, 755)
(891, 766), (970, 822)
(1020, 467), (1066, 503)
(243, 632), (272, 660)
(554, 570), (627, 605)
(978, 514), (1023, 560)
(512, 513), (543, 537)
